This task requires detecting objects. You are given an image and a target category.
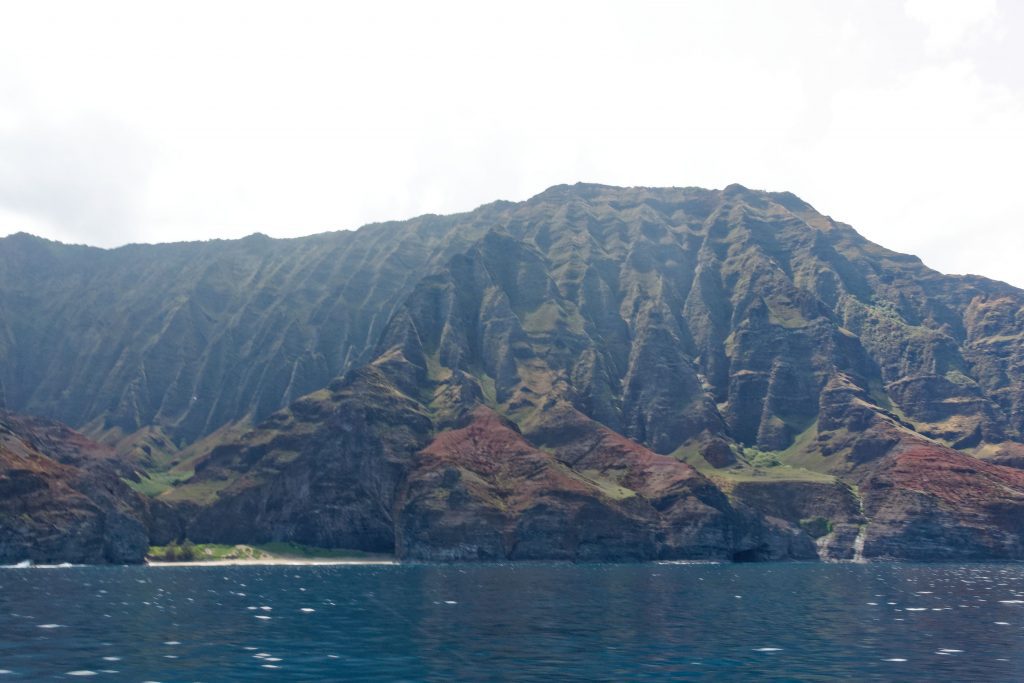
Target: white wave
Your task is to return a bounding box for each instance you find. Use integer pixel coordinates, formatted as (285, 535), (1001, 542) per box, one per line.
(1, 560), (33, 569)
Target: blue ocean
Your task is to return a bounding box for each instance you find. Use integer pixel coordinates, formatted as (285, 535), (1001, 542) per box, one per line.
(2, 562), (1023, 680)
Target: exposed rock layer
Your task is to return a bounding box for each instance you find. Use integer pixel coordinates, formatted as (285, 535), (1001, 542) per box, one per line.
(3, 185), (1022, 459)
(4, 184), (1024, 562)
(0, 412), (177, 564)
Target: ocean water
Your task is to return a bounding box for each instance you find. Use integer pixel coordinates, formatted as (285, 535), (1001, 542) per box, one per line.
(1, 562), (1024, 681)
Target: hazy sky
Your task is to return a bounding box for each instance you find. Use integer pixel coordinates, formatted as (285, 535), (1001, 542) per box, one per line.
(1, 1), (1022, 286)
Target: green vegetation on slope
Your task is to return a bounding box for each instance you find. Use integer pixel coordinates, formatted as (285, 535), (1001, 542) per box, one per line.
(146, 541), (393, 562)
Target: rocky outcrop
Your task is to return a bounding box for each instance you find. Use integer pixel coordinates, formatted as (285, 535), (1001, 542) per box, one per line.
(859, 442), (1024, 561)
(397, 407), (657, 561)
(183, 367), (432, 552)
(0, 412), (173, 564)
(728, 480), (863, 552)
(398, 406), (814, 561)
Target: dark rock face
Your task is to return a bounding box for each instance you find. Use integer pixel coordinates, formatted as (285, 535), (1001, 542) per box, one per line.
(699, 438), (737, 468)
(728, 479), (864, 560)
(398, 407), (655, 562)
(176, 357), (815, 561)
(5, 183), (1024, 562)
(184, 367), (432, 552)
(0, 413), (166, 564)
(397, 406), (811, 561)
(860, 442), (1024, 561)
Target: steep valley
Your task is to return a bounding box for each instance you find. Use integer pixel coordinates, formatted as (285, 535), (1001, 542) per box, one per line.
(3, 183), (1024, 563)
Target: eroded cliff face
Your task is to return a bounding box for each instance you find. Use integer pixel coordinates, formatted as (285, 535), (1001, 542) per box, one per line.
(361, 185), (1024, 467)
(859, 440), (1024, 561)
(0, 213), (501, 451)
(182, 367), (432, 553)
(176, 361), (812, 561)
(4, 184), (1022, 461)
(0, 413), (177, 564)
(5, 184), (1024, 562)
(397, 406), (813, 562)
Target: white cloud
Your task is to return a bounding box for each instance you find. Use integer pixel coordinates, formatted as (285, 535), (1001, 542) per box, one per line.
(802, 59), (1024, 285)
(0, 104), (153, 245)
(0, 0), (1022, 286)
(904, 0), (1000, 52)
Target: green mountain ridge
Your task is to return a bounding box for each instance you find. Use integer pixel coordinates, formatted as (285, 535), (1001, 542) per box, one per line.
(4, 183), (1024, 563)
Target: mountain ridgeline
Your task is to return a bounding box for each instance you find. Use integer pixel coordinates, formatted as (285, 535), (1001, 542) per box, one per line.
(3, 183), (1024, 564)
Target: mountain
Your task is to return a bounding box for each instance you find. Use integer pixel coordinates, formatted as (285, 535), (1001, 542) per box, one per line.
(0, 411), (178, 564)
(0, 210), (503, 451)
(4, 183), (1024, 562)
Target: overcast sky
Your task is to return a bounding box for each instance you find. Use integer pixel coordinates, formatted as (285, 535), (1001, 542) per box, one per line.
(0, 1), (1022, 286)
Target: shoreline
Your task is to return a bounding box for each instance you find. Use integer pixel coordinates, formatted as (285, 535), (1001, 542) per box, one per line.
(145, 557), (397, 567)
(7, 557), (1024, 569)
(1, 558), (397, 569)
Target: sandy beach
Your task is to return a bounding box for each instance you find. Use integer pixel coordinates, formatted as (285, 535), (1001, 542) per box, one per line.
(146, 557), (397, 567)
